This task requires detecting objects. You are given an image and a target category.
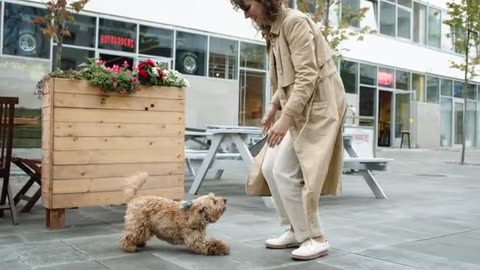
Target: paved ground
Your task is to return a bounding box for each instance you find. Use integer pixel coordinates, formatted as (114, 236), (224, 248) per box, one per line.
(1, 148), (480, 270)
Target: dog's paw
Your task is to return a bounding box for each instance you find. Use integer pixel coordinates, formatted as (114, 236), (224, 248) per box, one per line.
(206, 239), (230, 256)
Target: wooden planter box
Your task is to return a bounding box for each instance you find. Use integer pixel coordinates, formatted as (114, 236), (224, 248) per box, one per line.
(41, 78), (185, 229)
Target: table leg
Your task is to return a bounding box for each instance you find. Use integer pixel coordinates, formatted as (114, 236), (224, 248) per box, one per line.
(359, 170), (387, 199)
(188, 135), (224, 195)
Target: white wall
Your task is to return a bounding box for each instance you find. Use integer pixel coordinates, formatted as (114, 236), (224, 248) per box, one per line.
(183, 76), (239, 129)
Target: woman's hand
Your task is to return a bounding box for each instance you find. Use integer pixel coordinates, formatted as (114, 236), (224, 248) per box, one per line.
(267, 114), (292, 147)
(261, 103), (278, 133)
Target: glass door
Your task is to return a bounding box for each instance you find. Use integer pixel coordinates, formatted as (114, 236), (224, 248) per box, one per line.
(378, 89), (393, 146)
(239, 70), (266, 126)
(440, 97), (453, 146)
(393, 90), (415, 146)
(454, 100), (465, 145)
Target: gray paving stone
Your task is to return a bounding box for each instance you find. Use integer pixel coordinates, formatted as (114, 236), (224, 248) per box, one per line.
(35, 260), (109, 270)
(320, 254), (420, 270)
(14, 241), (90, 268)
(2, 259), (31, 270)
(0, 234), (25, 247)
(100, 252), (187, 270)
(64, 234), (135, 260)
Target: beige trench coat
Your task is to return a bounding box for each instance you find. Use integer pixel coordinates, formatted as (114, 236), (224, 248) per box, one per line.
(267, 8), (347, 228)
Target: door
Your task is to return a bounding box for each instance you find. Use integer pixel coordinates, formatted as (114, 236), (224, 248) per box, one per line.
(393, 90), (415, 146)
(454, 100), (464, 145)
(239, 70), (266, 126)
(378, 90), (393, 146)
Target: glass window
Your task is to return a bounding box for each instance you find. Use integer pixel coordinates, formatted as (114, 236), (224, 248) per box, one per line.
(139, 25), (173, 57)
(360, 64), (377, 85)
(175, 31), (207, 76)
(467, 84), (477, 100)
(478, 85), (480, 101)
(209, 37), (238, 80)
(412, 73), (425, 102)
(63, 14), (96, 48)
(396, 70), (410, 90)
(454, 81), (463, 98)
(340, 60), (358, 94)
(342, 0), (361, 28)
(397, 8), (411, 39)
(240, 42), (266, 70)
(3, 3), (50, 59)
(466, 101), (477, 147)
(98, 18), (136, 53)
(380, 1), (396, 37)
(53, 46), (94, 70)
(413, 2), (427, 45)
(378, 67), (394, 88)
(426, 76), (440, 103)
(359, 86), (376, 118)
(398, 0), (412, 8)
(440, 97), (453, 146)
(441, 79), (453, 96)
(427, 7), (441, 48)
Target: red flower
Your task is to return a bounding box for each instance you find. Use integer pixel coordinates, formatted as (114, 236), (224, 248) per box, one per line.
(138, 69), (148, 78)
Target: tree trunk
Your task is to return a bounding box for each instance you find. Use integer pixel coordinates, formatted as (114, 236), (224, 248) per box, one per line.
(54, 37), (63, 71)
(460, 30), (470, 165)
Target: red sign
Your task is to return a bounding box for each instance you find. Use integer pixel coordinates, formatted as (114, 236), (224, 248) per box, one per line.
(378, 71), (393, 86)
(100, 34), (135, 49)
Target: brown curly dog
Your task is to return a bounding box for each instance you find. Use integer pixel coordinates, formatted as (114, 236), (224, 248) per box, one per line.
(119, 172), (229, 256)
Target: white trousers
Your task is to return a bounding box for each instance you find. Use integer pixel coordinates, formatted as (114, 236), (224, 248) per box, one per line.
(261, 131), (323, 242)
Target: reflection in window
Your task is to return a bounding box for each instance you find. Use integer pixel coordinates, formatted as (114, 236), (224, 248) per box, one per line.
(454, 81), (463, 98)
(428, 7), (441, 48)
(397, 8), (411, 39)
(98, 18), (136, 53)
(441, 79), (453, 96)
(413, 2), (427, 44)
(426, 76), (440, 103)
(378, 67), (394, 88)
(175, 31), (207, 76)
(53, 46), (94, 70)
(139, 25), (173, 57)
(3, 3), (50, 59)
(63, 14), (96, 48)
(240, 42), (266, 70)
(359, 86), (376, 125)
(340, 60), (358, 94)
(396, 70), (410, 90)
(209, 37), (238, 80)
(380, 1), (396, 37)
(440, 97), (453, 146)
(412, 73), (425, 102)
(360, 64), (377, 85)
(467, 84), (477, 100)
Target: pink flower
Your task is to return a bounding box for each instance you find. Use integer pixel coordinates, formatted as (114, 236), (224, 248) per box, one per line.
(112, 81), (118, 87)
(123, 61), (129, 68)
(96, 59), (104, 65)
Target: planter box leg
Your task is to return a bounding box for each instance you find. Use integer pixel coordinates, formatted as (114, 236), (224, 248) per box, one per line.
(46, 208), (65, 230)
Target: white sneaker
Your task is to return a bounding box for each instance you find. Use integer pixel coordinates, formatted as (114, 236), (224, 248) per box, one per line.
(265, 230), (301, 249)
(291, 239), (329, 260)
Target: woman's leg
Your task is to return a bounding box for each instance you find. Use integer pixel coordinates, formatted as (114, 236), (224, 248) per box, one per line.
(272, 131), (323, 243)
(262, 144), (290, 225)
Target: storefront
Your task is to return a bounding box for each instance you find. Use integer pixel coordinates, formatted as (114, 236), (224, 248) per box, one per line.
(0, 0), (269, 147)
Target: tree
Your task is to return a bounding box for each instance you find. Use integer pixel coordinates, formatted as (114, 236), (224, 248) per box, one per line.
(444, 0), (480, 164)
(295, 0), (373, 59)
(33, 0), (89, 71)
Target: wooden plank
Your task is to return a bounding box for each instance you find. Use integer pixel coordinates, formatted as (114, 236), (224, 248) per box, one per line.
(52, 149), (184, 165)
(51, 187), (184, 208)
(54, 93), (184, 112)
(52, 162), (184, 180)
(52, 78), (184, 99)
(53, 108), (184, 124)
(53, 136), (183, 151)
(52, 175), (183, 194)
(53, 123), (184, 137)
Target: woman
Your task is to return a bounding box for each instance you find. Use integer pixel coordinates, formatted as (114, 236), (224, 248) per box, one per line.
(230, 0), (347, 261)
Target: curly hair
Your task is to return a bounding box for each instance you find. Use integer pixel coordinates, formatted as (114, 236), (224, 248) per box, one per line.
(230, 0), (283, 36)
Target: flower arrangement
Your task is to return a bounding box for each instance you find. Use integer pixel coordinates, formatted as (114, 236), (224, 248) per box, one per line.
(80, 58), (190, 94)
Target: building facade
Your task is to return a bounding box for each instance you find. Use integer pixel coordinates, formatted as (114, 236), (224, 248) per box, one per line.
(0, 0), (478, 148)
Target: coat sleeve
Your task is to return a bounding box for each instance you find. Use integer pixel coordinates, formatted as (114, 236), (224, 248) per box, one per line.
(271, 89), (281, 109)
(282, 17), (318, 119)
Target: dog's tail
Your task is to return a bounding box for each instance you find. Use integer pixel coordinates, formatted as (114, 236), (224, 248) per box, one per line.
(124, 172), (149, 202)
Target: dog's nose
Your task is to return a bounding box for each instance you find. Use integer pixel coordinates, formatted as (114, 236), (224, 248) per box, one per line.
(223, 198), (227, 204)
